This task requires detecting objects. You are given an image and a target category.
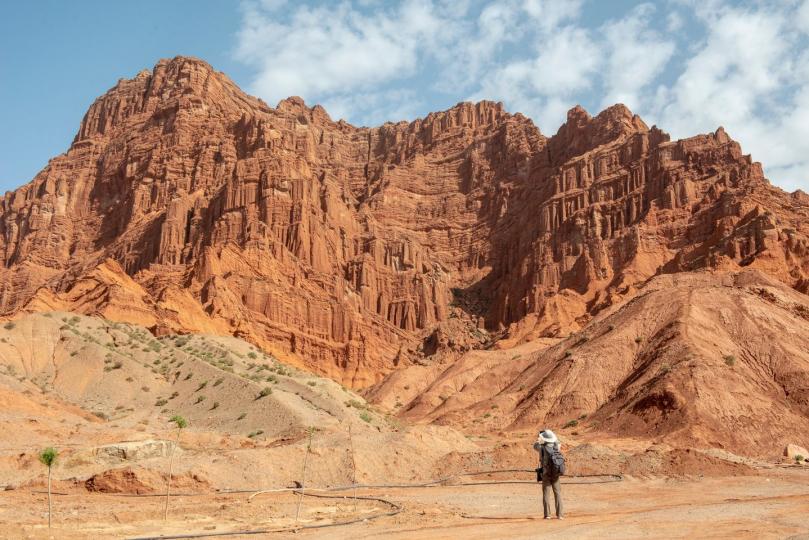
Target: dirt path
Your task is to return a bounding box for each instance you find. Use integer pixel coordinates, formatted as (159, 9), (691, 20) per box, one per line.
(3, 470), (808, 539)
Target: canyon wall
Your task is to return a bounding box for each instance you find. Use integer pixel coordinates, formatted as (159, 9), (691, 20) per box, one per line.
(1, 57), (807, 386)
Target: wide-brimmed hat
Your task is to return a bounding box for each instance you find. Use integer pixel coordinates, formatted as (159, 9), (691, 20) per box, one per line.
(538, 429), (558, 444)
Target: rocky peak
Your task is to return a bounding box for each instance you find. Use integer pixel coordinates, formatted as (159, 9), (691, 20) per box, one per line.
(0, 58), (806, 388)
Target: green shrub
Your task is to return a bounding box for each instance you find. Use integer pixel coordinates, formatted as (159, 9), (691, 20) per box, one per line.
(247, 352), (258, 359)
(213, 377), (224, 387)
(257, 387), (272, 399)
(237, 413), (247, 421)
(307, 381), (316, 387)
(3, 322), (15, 330)
(359, 411), (372, 423)
(196, 381), (207, 392)
(563, 419), (579, 429)
(195, 395), (206, 404)
(345, 399), (364, 409)
(155, 399), (168, 407)
(795, 454), (805, 463)
(724, 355), (736, 367)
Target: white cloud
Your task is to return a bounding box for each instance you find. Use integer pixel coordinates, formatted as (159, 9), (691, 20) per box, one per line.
(523, 0), (584, 32)
(797, 0), (809, 34)
(600, 4), (675, 110)
(234, 0), (809, 191)
(236, 0), (454, 121)
(653, 1), (809, 192)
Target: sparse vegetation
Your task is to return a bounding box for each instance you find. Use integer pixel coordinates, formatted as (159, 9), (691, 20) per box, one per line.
(247, 352), (258, 359)
(658, 364), (671, 376)
(196, 381), (208, 392)
(307, 381), (316, 387)
(38, 447), (58, 528)
(563, 419), (579, 429)
(194, 396), (206, 404)
(247, 429), (264, 438)
(237, 412), (247, 421)
(635, 336), (643, 343)
(795, 454), (805, 463)
(213, 377), (224, 387)
(4, 321), (16, 330)
(211, 401), (219, 410)
(256, 387), (272, 399)
(724, 355), (736, 367)
(359, 411), (372, 423)
(155, 399), (168, 407)
(164, 416), (187, 520)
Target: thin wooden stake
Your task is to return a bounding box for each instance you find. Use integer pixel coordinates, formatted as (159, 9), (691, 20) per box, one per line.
(348, 424), (358, 513)
(164, 428), (181, 520)
(294, 428), (313, 526)
(47, 465), (52, 529)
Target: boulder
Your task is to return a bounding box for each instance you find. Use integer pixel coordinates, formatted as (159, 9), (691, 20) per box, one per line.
(785, 444), (808, 460)
(93, 439), (175, 463)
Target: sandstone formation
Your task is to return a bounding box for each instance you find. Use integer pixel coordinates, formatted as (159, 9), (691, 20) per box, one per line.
(1, 56), (807, 389)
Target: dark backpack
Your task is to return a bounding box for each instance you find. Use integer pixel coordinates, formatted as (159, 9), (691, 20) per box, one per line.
(544, 445), (566, 477)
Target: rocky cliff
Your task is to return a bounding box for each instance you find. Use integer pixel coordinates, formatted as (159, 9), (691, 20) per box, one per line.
(1, 57), (807, 387)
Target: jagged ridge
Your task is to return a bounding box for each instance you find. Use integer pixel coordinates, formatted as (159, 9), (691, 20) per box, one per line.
(1, 56), (807, 387)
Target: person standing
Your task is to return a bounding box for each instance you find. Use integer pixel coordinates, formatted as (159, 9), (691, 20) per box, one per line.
(533, 429), (565, 519)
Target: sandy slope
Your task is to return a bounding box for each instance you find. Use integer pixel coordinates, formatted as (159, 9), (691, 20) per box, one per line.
(0, 312), (474, 492)
(368, 269), (809, 459)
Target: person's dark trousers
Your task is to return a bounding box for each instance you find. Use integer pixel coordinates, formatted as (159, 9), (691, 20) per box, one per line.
(542, 476), (563, 518)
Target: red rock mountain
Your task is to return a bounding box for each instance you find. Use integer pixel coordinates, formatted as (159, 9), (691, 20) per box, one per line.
(1, 56), (808, 390)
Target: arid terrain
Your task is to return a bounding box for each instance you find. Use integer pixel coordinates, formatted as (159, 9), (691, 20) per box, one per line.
(0, 56), (808, 538)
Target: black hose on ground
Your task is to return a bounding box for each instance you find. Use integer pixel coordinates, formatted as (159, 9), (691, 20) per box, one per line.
(119, 472), (623, 539)
(127, 490), (403, 540)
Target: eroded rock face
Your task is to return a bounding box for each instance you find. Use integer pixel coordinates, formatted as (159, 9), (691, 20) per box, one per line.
(1, 57), (807, 386)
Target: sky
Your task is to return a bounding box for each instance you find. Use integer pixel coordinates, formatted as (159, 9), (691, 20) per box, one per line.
(2, 0), (809, 193)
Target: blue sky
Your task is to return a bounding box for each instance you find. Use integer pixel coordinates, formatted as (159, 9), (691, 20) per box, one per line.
(2, 1), (808, 193)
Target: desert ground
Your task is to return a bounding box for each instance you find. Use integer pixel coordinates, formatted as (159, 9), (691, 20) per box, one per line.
(2, 468), (808, 539)
(1, 310), (808, 538)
